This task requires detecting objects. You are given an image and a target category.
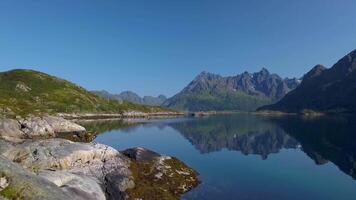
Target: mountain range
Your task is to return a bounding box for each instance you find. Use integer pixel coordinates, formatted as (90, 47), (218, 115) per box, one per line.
(163, 68), (300, 111)
(259, 49), (356, 113)
(93, 90), (167, 106)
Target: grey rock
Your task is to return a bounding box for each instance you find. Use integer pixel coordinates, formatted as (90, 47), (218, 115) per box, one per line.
(0, 155), (70, 200)
(122, 147), (161, 163)
(0, 139), (199, 200)
(43, 116), (86, 134)
(0, 138), (134, 200)
(19, 116), (86, 138)
(0, 119), (25, 142)
(38, 170), (106, 200)
(19, 117), (56, 137)
(0, 116), (86, 142)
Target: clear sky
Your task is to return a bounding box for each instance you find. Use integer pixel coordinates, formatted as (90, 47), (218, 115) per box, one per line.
(1, 0), (356, 97)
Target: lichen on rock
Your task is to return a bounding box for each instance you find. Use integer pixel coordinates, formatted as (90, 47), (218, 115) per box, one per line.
(123, 147), (200, 200)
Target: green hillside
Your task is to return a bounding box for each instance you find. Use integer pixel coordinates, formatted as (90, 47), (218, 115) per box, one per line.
(165, 90), (272, 112)
(0, 69), (167, 117)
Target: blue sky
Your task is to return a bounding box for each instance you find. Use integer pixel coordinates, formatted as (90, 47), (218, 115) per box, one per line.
(1, 0), (356, 97)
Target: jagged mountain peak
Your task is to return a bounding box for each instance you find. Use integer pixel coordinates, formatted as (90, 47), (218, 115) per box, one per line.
(258, 67), (270, 74)
(164, 68), (299, 111)
(195, 71), (222, 81)
(94, 90), (167, 106)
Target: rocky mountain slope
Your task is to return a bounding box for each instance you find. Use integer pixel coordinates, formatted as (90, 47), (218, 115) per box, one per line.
(163, 68), (300, 111)
(93, 90), (167, 106)
(259, 49), (356, 113)
(0, 69), (167, 117)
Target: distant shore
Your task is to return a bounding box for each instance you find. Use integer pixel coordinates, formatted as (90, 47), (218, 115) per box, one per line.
(57, 111), (185, 120)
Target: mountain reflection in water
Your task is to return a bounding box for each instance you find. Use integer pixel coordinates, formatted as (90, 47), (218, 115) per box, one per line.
(169, 115), (299, 159)
(169, 114), (356, 180)
(90, 114), (356, 180)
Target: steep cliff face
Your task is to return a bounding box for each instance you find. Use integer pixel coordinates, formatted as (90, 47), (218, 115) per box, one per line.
(259, 49), (356, 113)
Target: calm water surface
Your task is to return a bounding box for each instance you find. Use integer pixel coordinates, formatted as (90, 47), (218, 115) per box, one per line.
(92, 114), (356, 200)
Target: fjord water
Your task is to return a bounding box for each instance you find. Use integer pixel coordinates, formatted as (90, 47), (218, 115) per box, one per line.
(93, 114), (356, 200)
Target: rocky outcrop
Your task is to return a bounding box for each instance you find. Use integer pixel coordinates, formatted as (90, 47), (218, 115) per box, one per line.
(19, 116), (86, 137)
(0, 115), (199, 199)
(0, 139), (134, 199)
(0, 138), (199, 200)
(0, 116), (86, 142)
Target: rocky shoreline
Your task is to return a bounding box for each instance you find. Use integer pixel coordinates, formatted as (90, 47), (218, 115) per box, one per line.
(0, 116), (199, 200)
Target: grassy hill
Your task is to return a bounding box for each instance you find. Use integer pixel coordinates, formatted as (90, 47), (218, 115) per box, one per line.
(0, 69), (167, 117)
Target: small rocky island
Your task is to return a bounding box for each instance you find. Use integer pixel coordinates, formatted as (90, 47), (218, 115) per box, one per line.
(0, 116), (199, 200)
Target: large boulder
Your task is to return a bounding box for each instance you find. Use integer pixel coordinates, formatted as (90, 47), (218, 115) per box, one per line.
(18, 116), (86, 138)
(0, 119), (25, 142)
(43, 116), (86, 134)
(0, 138), (134, 200)
(19, 117), (56, 138)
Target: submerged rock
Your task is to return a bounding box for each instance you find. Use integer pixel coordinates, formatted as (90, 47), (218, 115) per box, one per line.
(123, 147), (161, 162)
